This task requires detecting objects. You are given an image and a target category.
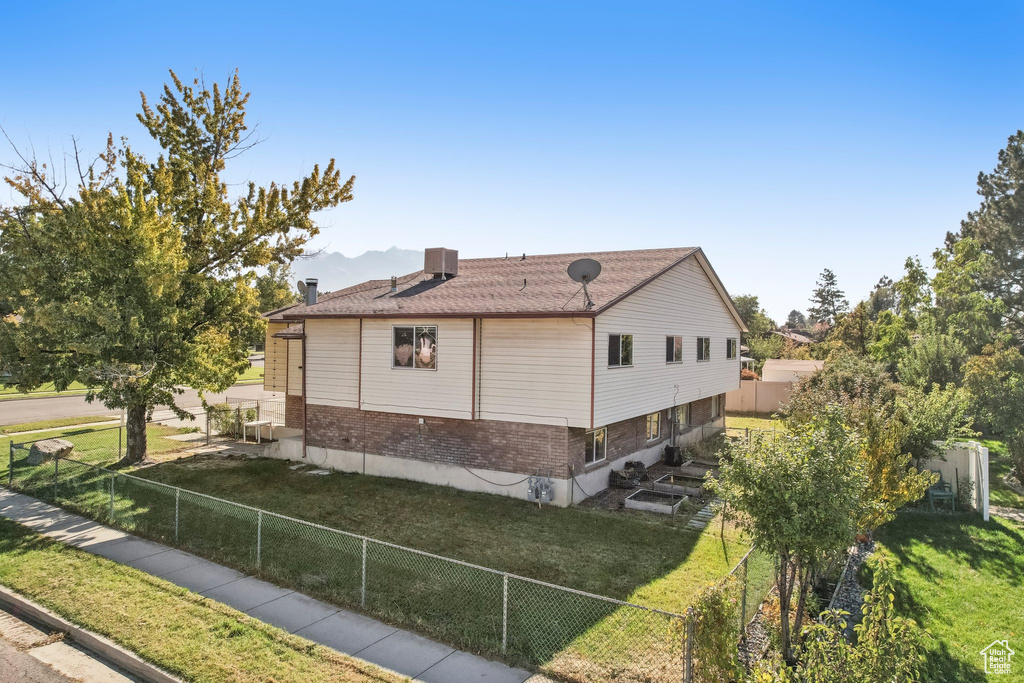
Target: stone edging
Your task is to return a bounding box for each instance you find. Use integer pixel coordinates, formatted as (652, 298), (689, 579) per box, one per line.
(0, 583), (182, 683)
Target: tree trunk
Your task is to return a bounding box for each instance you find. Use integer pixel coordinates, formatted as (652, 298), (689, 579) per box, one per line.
(793, 565), (811, 651)
(778, 555), (793, 662)
(124, 404), (148, 464)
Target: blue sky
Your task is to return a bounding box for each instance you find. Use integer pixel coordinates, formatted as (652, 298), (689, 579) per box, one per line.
(2, 1), (1022, 321)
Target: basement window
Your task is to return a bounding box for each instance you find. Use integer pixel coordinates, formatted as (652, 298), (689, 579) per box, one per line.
(608, 334), (633, 367)
(675, 403), (690, 428)
(585, 427), (607, 465)
(711, 395), (721, 419)
(393, 325), (438, 370)
(646, 412), (661, 441)
(727, 338), (738, 359)
(666, 335), (683, 363)
(697, 337), (711, 362)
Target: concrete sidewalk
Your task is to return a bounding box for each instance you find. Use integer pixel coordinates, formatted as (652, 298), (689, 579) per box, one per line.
(0, 490), (534, 683)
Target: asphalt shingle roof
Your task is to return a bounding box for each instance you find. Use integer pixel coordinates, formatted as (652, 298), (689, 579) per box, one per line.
(277, 247), (701, 319)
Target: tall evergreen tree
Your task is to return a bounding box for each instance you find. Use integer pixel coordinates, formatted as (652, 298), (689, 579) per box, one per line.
(949, 130), (1024, 339)
(0, 70), (354, 463)
(808, 268), (849, 327)
(786, 309), (807, 329)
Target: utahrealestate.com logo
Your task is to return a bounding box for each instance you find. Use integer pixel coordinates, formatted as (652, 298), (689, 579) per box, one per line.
(980, 639), (1015, 675)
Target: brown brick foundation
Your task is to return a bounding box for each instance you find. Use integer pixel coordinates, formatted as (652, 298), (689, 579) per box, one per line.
(285, 394), (304, 429)
(306, 404), (571, 476)
(304, 396), (725, 480)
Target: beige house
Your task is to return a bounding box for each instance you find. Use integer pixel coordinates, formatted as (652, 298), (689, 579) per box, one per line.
(264, 247), (746, 505)
(760, 358), (824, 383)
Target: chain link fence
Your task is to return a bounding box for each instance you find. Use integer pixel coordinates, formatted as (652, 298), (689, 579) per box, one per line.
(4, 436), (775, 682)
(723, 426), (781, 447)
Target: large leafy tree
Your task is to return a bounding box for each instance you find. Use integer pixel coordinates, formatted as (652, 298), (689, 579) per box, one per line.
(949, 130), (1024, 339)
(0, 71), (354, 463)
(733, 294), (777, 337)
(712, 408), (865, 662)
(251, 262), (302, 345)
(807, 268), (849, 327)
(963, 343), (1024, 477)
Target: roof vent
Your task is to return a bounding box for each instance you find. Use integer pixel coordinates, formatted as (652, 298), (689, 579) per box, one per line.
(424, 248), (458, 280)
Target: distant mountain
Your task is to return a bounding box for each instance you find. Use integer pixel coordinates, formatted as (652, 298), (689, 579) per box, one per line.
(292, 247), (424, 293)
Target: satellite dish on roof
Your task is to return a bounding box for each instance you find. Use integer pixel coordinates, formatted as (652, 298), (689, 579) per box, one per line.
(297, 280), (308, 296)
(567, 258), (602, 311)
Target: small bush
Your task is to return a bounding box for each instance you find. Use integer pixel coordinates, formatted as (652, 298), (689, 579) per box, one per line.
(689, 578), (741, 683)
(741, 368), (760, 381)
(208, 404), (256, 439)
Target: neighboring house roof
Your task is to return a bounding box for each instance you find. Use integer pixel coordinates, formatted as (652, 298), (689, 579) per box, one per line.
(277, 247), (748, 331)
(772, 329), (816, 344)
(762, 359), (824, 373)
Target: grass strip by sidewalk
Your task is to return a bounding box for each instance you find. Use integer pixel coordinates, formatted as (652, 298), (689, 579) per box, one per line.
(0, 516), (405, 683)
(1, 416), (120, 435)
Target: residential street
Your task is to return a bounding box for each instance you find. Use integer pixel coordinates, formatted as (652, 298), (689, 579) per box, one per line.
(0, 383), (282, 427)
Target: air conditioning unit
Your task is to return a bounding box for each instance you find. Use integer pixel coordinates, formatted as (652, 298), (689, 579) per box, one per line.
(424, 248), (458, 279)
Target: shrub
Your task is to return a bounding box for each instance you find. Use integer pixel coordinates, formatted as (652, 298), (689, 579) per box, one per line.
(740, 368), (760, 381)
(689, 578), (741, 683)
(208, 403), (256, 439)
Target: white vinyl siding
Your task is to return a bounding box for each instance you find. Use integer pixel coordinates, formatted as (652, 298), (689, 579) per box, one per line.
(304, 319), (360, 408)
(479, 317), (591, 428)
(594, 254), (743, 426)
(286, 338), (302, 397)
(361, 318), (473, 419)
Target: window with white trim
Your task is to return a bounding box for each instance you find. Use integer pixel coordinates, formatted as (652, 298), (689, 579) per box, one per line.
(666, 335), (683, 363)
(675, 403), (690, 427)
(393, 325), (438, 369)
(711, 395), (721, 419)
(646, 412), (661, 440)
(584, 427), (607, 465)
(727, 338), (738, 359)
(608, 334), (633, 367)
(697, 336), (711, 362)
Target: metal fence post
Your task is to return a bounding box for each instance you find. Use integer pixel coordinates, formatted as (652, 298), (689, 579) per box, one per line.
(175, 488), (180, 543)
(257, 510), (263, 569)
(740, 555), (748, 634)
(53, 457), (59, 500)
(502, 573), (509, 654)
(118, 426), (123, 460)
(361, 538), (367, 608)
(206, 411), (211, 446)
(109, 474), (115, 522)
(684, 607), (694, 683)
(8, 442), (14, 486)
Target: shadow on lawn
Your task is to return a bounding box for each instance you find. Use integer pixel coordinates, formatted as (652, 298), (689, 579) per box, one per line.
(870, 566), (990, 683)
(7, 454), (733, 679)
(877, 511), (1024, 587)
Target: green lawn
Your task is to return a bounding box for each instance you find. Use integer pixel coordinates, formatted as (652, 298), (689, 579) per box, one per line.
(0, 517), (404, 683)
(1, 423), (194, 477)
(983, 438), (1024, 510)
(874, 511), (1024, 683)
(4, 451), (752, 679)
(1, 415), (120, 435)
(235, 365), (265, 383)
(0, 381), (91, 400)
(725, 413), (785, 432)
